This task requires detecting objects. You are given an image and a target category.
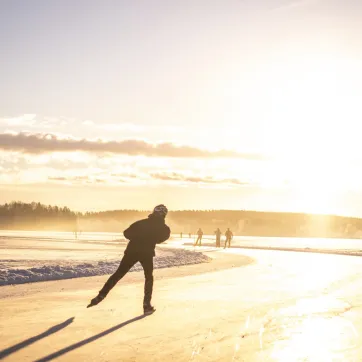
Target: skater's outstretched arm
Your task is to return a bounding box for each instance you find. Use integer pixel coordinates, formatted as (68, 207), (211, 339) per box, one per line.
(123, 220), (143, 240)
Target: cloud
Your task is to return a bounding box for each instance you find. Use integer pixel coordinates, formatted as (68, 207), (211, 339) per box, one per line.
(151, 172), (251, 186)
(1, 115), (184, 136)
(47, 171), (252, 187)
(48, 175), (108, 185)
(0, 115), (72, 130)
(82, 120), (185, 134)
(98, 123), (145, 132)
(0, 132), (266, 159)
(0, 114), (37, 126)
(111, 173), (139, 178)
(48, 176), (68, 181)
(49, 175), (90, 181)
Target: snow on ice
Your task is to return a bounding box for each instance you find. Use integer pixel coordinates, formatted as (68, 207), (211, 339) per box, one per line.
(0, 249), (210, 286)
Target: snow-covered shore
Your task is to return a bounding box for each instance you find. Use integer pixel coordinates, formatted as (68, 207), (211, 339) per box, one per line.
(0, 248), (210, 286)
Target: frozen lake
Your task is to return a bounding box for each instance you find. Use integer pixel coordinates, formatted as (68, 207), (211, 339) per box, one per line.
(0, 231), (209, 285)
(2, 230), (362, 252)
(176, 233), (362, 252)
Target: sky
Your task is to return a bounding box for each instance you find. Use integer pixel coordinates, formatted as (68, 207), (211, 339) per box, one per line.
(1, 0), (362, 214)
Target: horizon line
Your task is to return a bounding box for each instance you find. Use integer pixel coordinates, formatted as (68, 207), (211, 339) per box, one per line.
(1, 201), (361, 220)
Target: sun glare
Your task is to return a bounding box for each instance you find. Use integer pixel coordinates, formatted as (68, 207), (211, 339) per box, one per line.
(256, 54), (361, 162)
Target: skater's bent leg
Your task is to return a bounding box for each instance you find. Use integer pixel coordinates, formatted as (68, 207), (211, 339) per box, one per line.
(99, 253), (137, 296)
(139, 256), (154, 306)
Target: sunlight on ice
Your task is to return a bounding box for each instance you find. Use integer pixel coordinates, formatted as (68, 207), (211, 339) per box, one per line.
(285, 256), (343, 293)
(271, 316), (358, 361)
(279, 296), (351, 317)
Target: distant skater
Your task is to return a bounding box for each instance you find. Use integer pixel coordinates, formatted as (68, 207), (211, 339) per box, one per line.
(194, 228), (203, 246)
(214, 228), (222, 248)
(224, 228), (233, 249)
(87, 204), (170, 315)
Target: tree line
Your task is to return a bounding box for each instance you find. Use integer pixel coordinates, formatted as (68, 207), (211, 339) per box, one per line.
(1, 201), (362, 238)
(0, 202), (77, 231)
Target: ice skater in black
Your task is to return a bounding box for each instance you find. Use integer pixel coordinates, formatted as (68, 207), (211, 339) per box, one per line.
(87, 204), (171, 314)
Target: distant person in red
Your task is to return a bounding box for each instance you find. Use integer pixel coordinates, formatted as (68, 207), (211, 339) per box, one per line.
(224, 228), (233, 249)
(214, 228), (222, 248)
(194, 228), (203, 246)
(87, 204), (170, 315)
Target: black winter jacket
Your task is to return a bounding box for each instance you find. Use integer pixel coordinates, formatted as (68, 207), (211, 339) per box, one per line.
(123, 214), (171, 256)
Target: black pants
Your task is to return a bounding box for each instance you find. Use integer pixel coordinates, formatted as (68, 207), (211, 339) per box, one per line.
(224, 238), (231, 248)
(99, 252), (154, 306)
(216, 237), (221, 247)
(194, 236), (202, 246)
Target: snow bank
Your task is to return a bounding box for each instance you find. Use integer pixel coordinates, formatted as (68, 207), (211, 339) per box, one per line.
(0, 249), (210, 286)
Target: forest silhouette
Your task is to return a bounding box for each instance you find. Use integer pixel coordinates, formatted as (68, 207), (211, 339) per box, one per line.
(1, 201), (362, 239)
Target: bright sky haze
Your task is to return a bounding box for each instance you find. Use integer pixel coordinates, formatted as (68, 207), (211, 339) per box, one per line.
(1, 0), (362, 214)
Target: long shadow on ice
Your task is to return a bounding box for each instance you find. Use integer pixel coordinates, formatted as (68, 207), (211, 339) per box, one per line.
(34, 314), (146, 362)
(0, 317), (75, 359)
